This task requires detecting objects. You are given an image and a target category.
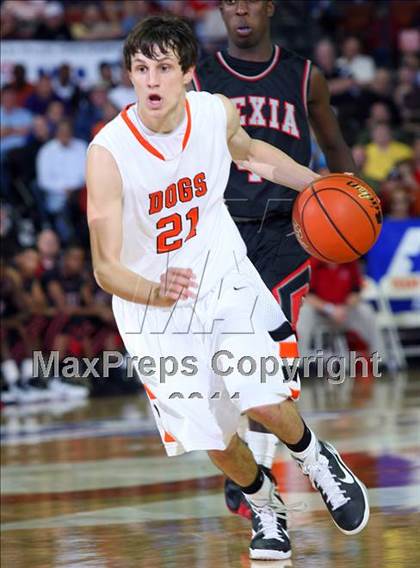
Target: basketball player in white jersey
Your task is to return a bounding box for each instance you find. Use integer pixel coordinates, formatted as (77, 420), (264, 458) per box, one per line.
(87, 16), (369, 561)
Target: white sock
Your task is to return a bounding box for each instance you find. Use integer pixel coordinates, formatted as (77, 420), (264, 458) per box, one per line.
(1, 359), (20, 387)
(244, 470), (273, 508)
(21, 358), (33, 383)
(246, 431), (278, 469)
(289, 429), (319, 468)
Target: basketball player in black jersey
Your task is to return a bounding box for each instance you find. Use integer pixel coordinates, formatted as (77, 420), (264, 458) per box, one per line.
(193, 0), (357, 519)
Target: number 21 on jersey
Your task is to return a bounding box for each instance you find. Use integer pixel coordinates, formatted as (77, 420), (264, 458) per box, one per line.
(156, 207), (199, 253)
(148, 172), (207, 254)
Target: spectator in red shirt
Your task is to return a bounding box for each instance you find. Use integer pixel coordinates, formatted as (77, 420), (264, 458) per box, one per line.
(297, 259), (385, 363)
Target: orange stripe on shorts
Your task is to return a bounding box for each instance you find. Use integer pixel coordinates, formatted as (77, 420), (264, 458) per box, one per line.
(279, 342), (299, 358)
(144, 384), (156, 400)
(290, 388), (301, 400)
(164, 431), (176, 443)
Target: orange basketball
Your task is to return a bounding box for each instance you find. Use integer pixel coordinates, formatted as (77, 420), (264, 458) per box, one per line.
(292, 174), (382, 263)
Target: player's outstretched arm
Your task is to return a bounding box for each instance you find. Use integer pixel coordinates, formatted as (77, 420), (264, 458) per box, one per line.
(86, 145), (197, 307)
(217, 94), (319, 192)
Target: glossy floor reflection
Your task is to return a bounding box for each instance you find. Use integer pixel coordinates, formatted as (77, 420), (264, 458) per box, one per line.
(2, 371), (420, 568)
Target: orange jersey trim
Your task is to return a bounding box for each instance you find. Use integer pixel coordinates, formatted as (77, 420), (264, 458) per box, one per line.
(121, 100), (192, 161)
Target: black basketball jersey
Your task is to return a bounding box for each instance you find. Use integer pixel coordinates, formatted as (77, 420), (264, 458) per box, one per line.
(193, 45), (312, 219)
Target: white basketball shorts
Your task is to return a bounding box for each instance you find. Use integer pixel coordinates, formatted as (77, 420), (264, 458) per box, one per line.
(112, 257), (301, 456)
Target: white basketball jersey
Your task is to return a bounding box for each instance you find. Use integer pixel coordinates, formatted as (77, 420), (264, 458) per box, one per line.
(90, 91), (246, 299)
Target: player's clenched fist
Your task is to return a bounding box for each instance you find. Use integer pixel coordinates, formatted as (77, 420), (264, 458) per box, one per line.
(156, 267), (198, 306)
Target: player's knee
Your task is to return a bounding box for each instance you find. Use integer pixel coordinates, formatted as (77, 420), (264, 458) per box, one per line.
(207, 434), (240, 463)
(246, 402), (283, 428)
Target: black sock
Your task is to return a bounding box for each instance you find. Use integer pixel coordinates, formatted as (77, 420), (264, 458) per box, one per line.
(284, 422), (312, 453)
(239, 465), (265, 494)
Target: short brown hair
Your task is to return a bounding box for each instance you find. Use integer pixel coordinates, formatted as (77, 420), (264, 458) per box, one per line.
(123, 16), (198, 73)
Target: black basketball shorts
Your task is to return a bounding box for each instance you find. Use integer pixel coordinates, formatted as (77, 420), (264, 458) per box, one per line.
(235, 215), (311, 338)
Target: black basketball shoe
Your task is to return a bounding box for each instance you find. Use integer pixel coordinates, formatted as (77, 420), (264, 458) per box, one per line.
(224, 466), (276, 520)
(224, 477), (252, 519)
(246, 479), (291, 560)
(294, 440), (369, 534)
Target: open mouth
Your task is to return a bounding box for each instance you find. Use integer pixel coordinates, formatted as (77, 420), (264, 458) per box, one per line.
(236, 26), (252, 37)
(147, 94), (163, 108)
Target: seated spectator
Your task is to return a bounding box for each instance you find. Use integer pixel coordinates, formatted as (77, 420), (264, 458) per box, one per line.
(0, 86), (32, 161)
(367, 102), (392, 128)
(313, 38), (359, 143)
(14, 247), (50, 343)
(381, 156), (420, 217)
(71, 3), (122, 40)
(36, 228), (60, 274)
(357, 102), (394, 144)
(394, 65), (420, 130)
(386, 187), (413, 219)
(314, 38), (356, 107)
(34, 1), (72, 40)
(108, 68), (135, 110)
(121, 0), (152, 35)
(0, 263), (35, 397)
(5, 114), (50, 216)
(52, 64), (82, 113)
(42, 246), (96, 360)
(98, 62), (117, 89)
(0, 85), (32, 199)
(24, 75), (60, 115)
(0, 202), (19, 260)
(0, 6), (19, 39)
(91, 100), (119, 138)
(338, 36), (376, 87)
(358, 68), (400, 126)
(1, 0), (45, 39)
(6, 64), (34, 107)
(297, 259), (386, 364)
(363, 123), (413, 184)
(46, 100), (66, 134)
(36, 119), (87, 243)
(413, 137), (420, 187)
(74, 83), (109, 141)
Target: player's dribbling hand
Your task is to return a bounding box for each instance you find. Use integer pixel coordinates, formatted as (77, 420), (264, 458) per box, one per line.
(157, 267), (198, 306)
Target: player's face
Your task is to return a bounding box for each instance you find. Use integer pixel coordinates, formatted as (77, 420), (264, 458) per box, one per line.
(128, 48), (193, 118)
(220, 0), (274, 49)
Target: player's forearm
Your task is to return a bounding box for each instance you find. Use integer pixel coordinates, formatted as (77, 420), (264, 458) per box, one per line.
(93, 261), (162, 307)
(244, 139), (319, 191)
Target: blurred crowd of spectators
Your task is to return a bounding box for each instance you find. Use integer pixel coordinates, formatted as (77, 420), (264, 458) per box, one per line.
(1, 0), (419, 393)
(0, 0), (227, 50)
